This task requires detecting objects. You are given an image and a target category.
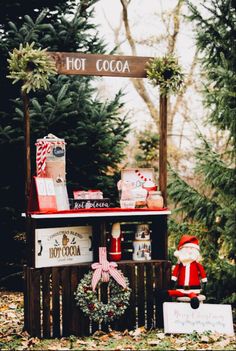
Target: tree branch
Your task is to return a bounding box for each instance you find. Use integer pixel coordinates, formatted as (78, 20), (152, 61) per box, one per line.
(120, 0), (159, 127)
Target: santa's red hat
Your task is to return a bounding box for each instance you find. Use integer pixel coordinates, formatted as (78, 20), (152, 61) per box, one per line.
(178, 235), (199, 250)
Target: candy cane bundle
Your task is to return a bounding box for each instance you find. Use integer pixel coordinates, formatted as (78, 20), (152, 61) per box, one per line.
(35, 134), (66, 180)
(36, 140), (51, 176)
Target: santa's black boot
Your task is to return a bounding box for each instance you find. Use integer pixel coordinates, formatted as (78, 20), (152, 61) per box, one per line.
(190, 296), (200, 309)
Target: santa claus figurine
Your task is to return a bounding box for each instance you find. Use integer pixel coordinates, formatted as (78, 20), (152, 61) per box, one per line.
(108, 222), (122, 261)
(167, 235), (207, 309)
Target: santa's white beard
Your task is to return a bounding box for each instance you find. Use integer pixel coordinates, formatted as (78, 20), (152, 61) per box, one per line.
(174, 247), (200, 264)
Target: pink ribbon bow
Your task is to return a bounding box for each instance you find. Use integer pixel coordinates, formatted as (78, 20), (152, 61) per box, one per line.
(91, 247), (127, 291)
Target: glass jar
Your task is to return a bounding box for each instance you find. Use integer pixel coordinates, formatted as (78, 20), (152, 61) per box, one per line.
(147, 191), (164, 209)
(131, 187), (148, 208)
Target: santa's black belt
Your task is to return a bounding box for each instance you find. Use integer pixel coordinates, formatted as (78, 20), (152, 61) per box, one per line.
(177, 285), (201, 290)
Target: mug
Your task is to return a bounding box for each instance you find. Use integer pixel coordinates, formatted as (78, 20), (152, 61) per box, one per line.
(135, 224), (150, 240)
(132, 239), (151, 261)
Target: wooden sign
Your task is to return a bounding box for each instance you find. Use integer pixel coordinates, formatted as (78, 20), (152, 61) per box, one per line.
(163, 302), (234, 335)
(48, 52), (152, 77)
(35, 226), (93, 268)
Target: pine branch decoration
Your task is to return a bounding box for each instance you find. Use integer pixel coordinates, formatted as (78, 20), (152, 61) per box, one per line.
(146, 54), (184, 95)
(7, 42), (57, 93)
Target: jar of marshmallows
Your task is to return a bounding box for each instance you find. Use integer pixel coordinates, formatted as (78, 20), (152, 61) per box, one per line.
(147, 191), (164, 209)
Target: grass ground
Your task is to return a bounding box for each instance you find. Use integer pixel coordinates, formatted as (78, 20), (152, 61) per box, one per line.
(0, 291), (235, 350)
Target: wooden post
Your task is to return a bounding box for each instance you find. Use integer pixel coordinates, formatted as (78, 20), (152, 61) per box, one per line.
(159, 95), (167, 206)
(22, 90), (31, 212)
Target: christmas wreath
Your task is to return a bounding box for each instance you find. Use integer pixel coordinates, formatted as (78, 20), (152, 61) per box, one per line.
(146, 54), (184, 95)
(75, 270), (131, 323)
(7, 42), (57, 93)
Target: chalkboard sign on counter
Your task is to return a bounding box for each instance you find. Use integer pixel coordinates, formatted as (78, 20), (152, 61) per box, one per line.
(70, 198), (110, 209)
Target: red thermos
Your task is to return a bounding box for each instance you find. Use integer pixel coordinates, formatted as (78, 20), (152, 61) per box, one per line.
(109, 222), (122, 261)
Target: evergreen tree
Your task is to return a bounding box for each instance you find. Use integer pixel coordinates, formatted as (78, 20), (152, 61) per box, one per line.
(0, 1), (130, 265)
(168, 0), (236, 304)
(0, 0), (70, 29)
(134, 127), (159, 169)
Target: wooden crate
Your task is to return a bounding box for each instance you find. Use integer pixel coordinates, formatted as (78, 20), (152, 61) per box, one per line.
(23, 260), (171, 337)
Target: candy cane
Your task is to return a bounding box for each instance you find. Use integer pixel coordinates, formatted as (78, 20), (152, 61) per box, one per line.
(36, 141), (51, 176)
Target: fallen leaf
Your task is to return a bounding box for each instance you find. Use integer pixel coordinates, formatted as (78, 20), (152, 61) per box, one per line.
(121, 344), (136, 350)
(209, 332), (222, 342)
(99, 334), (110, 342)
(156, 332), (165, 339)
(200, 335), (210, 343)
(129, 326), (146, 337)
(215, 338), (231, 348)
(9, 303), (18, 309)
(93, 330), (107, 337)
(148, 339), (160, 346)
(0, 305), (8, 311)
(6, 311), (17, 319)
(75, 339), (87, 345)
(122, 329), (129, 336)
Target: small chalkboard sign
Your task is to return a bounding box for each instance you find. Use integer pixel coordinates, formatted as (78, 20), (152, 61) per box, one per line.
(70, 198), (110, 209)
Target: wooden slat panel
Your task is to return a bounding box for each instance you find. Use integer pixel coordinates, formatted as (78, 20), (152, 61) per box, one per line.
(29, 268), (41, 337)
(110, 265), (129, 331)
(52, 267), (61, 337)
(42, 268), (51, 338)
(163, 261), (171, 289)
(24, 260), (170, 336)
(154, 262), (163, 290)
(154, 262), (163, 328)
(137, 264), (145, 327)
(75, 265), (91, 336)
(125, 263), (137, 330)
(146, 263), (154, 329)
(100, 281), (109, 333)
(61, 267), (71, 336)
(70, 266), (80, 336)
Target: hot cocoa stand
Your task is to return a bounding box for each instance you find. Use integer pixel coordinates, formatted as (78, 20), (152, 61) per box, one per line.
(20, 52), (172, 337)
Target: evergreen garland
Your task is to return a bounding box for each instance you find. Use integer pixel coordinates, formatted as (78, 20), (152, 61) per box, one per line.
(146, 54), (184, 95)
(7, 42), (57, 93)
(74, 271), (131, 323)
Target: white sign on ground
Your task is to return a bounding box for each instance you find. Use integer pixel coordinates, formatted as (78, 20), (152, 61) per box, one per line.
(35, 226), (93, 268)
(163, 302), (234, 335)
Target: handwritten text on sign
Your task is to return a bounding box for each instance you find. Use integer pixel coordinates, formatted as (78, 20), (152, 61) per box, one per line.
(48, 52), (152, 77)
(35, 226), (93, 268)
(163, 302), (234, 335)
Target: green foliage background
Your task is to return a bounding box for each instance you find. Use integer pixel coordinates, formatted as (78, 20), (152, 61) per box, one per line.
(0, 0), (130, 266)
(134, 0), (235, 306)
(167, 0), (236, 305)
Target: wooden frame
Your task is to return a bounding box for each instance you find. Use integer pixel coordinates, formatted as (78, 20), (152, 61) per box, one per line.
(23, 52), (170, 336)
(24, 53), (168, 207)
